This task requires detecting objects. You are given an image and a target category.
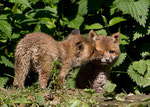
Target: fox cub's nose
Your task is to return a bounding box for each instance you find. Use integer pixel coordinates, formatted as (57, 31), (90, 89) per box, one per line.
(105, 58), (110, 62)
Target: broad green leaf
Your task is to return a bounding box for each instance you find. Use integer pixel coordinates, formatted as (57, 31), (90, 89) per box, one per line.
(44, 6), (57, 15)
(11, 33), (20, 39)
(128, 60), (150, 87)
(0, 77), (9, 88)
(104, 81), (116, 93)
(110, 7), (117, 16)
(0, 15), (7, 20)
(146, 61), (150, 77)
(0, 56), (14, 68)
(109, 17), (126, 26)
(133, 32), (144, 41)
(96, 29), (107, 35)
(141, 52), (150, 58)
(120, 34), (130, 45)
(85, 23), (103, 30)
(34, 93), (46, 106)
(132, 60), (146, 75)
(114, 53), (127, 67)
(10, 0), (31, 8)
(140, 43), (150, 58)
(78, 0), (88, 16)
(38, 18), (56, 29)
(113, 0), (150, 27)
(34, 24), (41, 32)
(0, 21), (12, 40)
(0, 35), (8, 43)
(21, 18), (39, 24)
(67, 16), (84, 29)
(66, 68), (79, 88)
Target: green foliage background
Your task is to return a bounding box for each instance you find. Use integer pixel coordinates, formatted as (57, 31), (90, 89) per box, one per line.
(0, 0), (150, 93)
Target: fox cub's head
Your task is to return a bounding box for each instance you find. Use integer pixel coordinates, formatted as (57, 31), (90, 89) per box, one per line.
(68, 29), (102, 67)
(89, 30), (120, 66)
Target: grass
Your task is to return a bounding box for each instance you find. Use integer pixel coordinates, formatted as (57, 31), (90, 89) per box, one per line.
(1, 61), (150, 106)
(1, 86), (150, 107)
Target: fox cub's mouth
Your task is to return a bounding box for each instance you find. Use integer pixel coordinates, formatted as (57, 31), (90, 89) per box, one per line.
(101, 62), (110, 65)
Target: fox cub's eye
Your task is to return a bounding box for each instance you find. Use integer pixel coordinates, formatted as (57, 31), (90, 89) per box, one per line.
(91, 49), (96, 55)
(109, 50), (115, 54)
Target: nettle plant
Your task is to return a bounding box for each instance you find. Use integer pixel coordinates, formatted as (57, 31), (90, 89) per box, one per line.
(0, 0), (150, 93)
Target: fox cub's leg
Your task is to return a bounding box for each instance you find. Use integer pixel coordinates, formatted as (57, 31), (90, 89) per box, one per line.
(13, 53), (31, 88)
(38, 58), (53, 89)
(57, 61), (70, 87)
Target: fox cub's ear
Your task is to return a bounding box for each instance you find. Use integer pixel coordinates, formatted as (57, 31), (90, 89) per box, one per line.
(76, 41), (84, 52)
(71, 29), (80, 35)
(75, 41), (84, 57)
(111, 32), (120, 44)
(89, 30), (99, 41)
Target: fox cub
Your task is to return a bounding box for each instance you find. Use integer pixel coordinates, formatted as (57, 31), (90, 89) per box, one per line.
(13, 30), (102, 88)
(76, 30), (120, 93)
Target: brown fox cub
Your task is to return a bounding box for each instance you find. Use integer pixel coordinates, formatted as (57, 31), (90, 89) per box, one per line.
(13, 30), (102, 88)
(76, 30), (120, 93)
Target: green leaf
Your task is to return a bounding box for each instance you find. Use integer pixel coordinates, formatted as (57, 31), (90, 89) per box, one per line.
(0, 35), (8, 43)
(34, 93), (46, 106)
(67, 16), (84, 29)
(104, 81), (116, 93)
(141, 52), (150, 58)
(120, 34), (130, 45)
(85, 23), (103, 30)
(147, 26), (150, 35)
(110, 7), (117, 16)
(0, 56), (14, 68)
(96, 29), (107, 35)
(66, 68), (79, 88)
(44, 6), (57, 15)
(133, 32), (144, 41)
(38, 18), (56, 29)
(128, 60), (150, 87)
(132, 60), (146, 75)
(0, 21), (12, 40)
(109, 17), (126, 26)
(10, 0), (31, 8)
(113, 0), (150, 27)
(140, 43), (150, 58)
(114, 53), (127, 67)
(102, 15), (108, 26)
(0, 15), (8, 20)
(11, 33), (20, 39)
(78, 0), (88, 16)
(21, 18), (39, 24)
(0, 77), (9, 88)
